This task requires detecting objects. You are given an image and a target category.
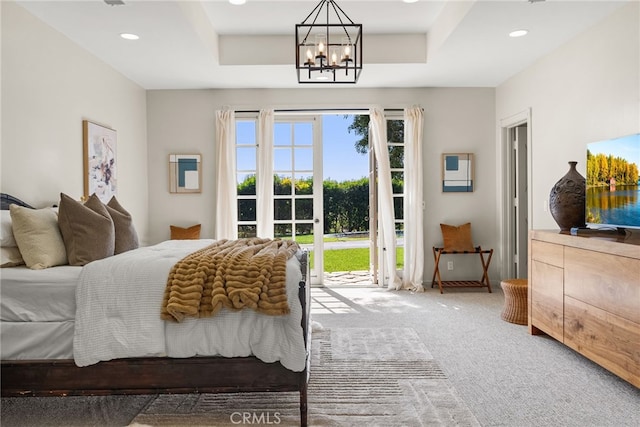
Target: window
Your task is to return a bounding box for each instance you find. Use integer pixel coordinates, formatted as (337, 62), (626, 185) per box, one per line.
(236, 118), (258, 238)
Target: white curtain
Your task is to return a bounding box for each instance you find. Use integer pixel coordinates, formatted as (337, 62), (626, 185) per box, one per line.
(215, 110), (238, 240)
(369, 107), (402, 290)
(257, 109), (274, 238)
(403, 106), (424, 292)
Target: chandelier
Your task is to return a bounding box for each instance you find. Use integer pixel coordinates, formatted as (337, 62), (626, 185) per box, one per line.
(295, 0), (362, 84)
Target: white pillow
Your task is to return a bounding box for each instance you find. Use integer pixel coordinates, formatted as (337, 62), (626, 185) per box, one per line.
(9, 205), (68, 269)
(1, 247), (24, 267)
(1, 210), (17, 247)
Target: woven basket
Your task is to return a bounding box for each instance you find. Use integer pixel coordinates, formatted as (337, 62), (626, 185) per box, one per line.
(500, 279), (528, 325)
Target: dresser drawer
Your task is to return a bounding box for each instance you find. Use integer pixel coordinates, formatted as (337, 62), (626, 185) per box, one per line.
(565, 247), (640, 324)
(564, 296), (640, 388)
(531, 240), (563, 268)
(530, 259), (564, 342)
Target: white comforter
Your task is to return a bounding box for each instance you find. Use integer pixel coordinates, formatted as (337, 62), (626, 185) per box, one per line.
(73, 239), (306, 371)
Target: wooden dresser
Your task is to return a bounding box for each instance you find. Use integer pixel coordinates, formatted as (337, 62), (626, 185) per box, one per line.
(529, 229), (640, 388)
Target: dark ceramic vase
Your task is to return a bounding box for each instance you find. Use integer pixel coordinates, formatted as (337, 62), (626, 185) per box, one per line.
(549, 161), (586, 231)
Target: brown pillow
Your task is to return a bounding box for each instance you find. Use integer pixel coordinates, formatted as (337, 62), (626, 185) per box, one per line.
(106, 196), (139, 254)
(170, 224), (201, 240)
(440, 223), (475, 252)
(58, 193), (115, 266)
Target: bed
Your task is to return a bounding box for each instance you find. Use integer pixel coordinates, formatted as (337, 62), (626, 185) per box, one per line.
(0, 193), (311, 426)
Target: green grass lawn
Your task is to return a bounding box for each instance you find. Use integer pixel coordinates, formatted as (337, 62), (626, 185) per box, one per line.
(285, 234), (404, 272)
(294, 234), (367, 245)
(308, 247), (404, 272)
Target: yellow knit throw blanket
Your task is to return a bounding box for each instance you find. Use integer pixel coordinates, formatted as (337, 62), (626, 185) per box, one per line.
(161, 238), (300, 323)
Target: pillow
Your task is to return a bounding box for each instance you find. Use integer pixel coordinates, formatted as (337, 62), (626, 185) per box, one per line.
(1, 210), (17, 247)
(106, 196), (139, 254)
(58, 193), (115, 266)
(9, 204), (68, 269)
(170, 224), (201, 240)
(1, 247), (25, 267)
(440, 222), (476, 252)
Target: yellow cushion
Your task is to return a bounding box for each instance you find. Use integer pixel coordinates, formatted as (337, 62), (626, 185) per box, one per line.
(9, 204), (68, 269)
(440, 222), (475, 252)
(170, 224), (201, 240)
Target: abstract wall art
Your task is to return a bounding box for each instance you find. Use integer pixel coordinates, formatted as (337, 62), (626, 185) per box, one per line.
(442, 153), (474, 192)
(83, 120), (117, 203)
(169, 154), (202, 193)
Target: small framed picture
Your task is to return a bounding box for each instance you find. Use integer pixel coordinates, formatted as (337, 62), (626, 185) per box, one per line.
(442, 153), (474, 192)
(83, 120), (117, 203)
(169, 154), (202, 193)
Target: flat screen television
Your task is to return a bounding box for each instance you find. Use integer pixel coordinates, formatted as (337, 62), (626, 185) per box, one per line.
(586, 133), (640, 230)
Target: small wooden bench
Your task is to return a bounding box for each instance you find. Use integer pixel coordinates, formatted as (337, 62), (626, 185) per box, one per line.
(431, 246), (493, 294)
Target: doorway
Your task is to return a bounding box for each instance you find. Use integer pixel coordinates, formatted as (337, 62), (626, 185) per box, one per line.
(235, 111), (404, 287)
(500, 110), (531, 280)
(321, 113), (405, 288)
(321, 114), (373, 286)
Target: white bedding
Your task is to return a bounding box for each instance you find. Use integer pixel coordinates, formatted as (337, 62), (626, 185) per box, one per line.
(73, 239), (306, 372)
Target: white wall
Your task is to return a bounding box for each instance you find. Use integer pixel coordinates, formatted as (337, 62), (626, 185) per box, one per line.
(7, 0), (634, 284)
(0, 1), (150, 243)
(146, 87), (498, 281)
(496, 2), (639, 231)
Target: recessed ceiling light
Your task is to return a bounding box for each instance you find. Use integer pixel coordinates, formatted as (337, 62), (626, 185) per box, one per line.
(120, 33), (139, 40)
(403, 0), (419, 3)
(509, 29), (528, 38)
(229, 0), (246, 5)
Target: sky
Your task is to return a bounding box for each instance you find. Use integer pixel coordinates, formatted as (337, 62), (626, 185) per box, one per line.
(236, 114), (369, 182)
(322, 114), (369, 181)
(587, 133), (640, 165)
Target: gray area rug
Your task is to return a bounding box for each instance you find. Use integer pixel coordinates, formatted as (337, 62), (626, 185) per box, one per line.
(131, 327), (479, 426)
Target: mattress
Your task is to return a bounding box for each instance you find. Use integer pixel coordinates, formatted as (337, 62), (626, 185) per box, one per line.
(0, 265), (80, 322)
(1, 239), (307, 371)
(1, 321), (74, 359)
(0, 265), (79, 359)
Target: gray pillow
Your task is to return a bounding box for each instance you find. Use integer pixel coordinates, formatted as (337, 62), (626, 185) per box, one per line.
(58, 193), (115, 266)
(106, 196), (139, 254)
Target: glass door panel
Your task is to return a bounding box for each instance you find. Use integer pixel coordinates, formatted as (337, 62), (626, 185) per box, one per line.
(274, 116), (323, 285)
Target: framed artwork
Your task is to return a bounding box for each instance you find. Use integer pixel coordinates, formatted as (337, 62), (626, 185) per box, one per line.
(442, 153), (474, 192)
(169, 154), (202, 193)
(83, 120), (117, 203)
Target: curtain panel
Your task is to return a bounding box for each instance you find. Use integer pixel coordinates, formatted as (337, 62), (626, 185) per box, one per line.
(257, 110), (275, 238)
(402, 106), (425, 291)
(369, 107), (402, 290)
(215, 110), (238, 240)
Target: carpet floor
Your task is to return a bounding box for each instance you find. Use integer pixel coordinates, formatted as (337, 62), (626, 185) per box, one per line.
(131, 327), (479, 427)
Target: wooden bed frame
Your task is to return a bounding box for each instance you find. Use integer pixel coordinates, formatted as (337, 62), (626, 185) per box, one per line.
(0, 194), (312, 426)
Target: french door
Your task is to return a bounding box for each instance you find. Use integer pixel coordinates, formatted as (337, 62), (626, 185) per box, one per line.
(235, 114), (324, 285)
(273, 116), (323, 285)
(235, 111), (404, 287)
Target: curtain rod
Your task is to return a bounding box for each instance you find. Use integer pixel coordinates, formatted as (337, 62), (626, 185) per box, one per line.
(233, 108), (411, 114)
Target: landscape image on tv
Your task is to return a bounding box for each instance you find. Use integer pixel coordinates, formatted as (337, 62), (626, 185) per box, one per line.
(586, 133), (640, 229)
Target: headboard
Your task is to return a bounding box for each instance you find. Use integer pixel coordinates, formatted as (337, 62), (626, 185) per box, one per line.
(1, 193), (34, 210)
